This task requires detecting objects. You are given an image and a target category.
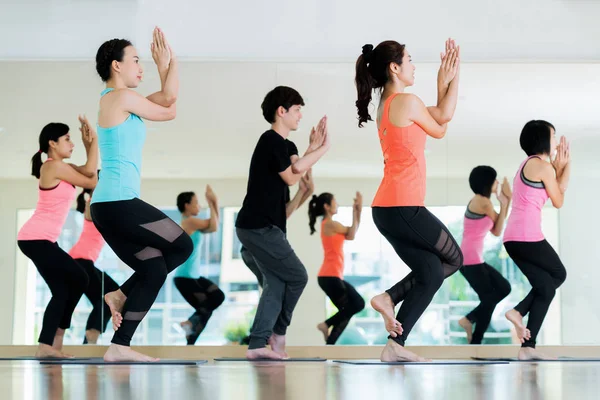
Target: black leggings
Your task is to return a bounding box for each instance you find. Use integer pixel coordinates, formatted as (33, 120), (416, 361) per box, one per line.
(372, 206), (463, 346)
(505, 240), (566, 348)
(174, 277), (225, 345)
(460, 263), (511, 344)
(318, 277), (365, 345)
(18, 240), (90, 346)
(91, 198), (193, 347)
(73, 259), (120, 341)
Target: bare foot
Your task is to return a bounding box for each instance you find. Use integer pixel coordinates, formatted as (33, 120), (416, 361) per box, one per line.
(85, 329), (100, 345)
(317, 322), (329, 343)
(103, 344), (159, 363)
(518, 347), (557, 361)
(371, 293), (403, 337)
(35, 344), (73, 359)
(105, 290), (126, 331)
(246, 347), (284, 360)
(268, 334), (288, 358)
(52, 329), (65, 351)
(458, 317), (473, 343)
(380, 339), (430, 362)
(180, 321), (193, 337)
(505, 309), (531, 344)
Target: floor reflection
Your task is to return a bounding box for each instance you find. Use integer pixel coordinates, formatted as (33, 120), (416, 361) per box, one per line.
(6, 360), (595, 400)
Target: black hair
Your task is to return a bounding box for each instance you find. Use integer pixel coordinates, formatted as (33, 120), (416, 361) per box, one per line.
(96, 38), (134, 82)
(519, 120), (555, 157)
(308, 192), (334, 235)
(355, 41), (406, 127)
(31, 122), (70, 179)
(76, 189), (92, 214)
(469, 166), (498, 198)
(261, 86), (305, 124)
(177, 191), (196, 213)
(75, 170), (100, 213)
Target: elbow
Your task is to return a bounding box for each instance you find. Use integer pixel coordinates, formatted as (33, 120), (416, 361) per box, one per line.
(553, 201), (564, 209)
(165, 94), (177, 106)
(439, 113), (453, 124)
(491, 229), (501, 237)
(291, 164), (304, 175)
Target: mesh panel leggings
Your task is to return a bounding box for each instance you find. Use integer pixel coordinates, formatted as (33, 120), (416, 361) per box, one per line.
(174, 277), (225, 345)
(18, 240), (90, 346)
(505, 240), (566, 348)
(372, 206), (463, 346)
(91, 198), (193, 347)
(74, 259), (120, 341)
(460, 263), (511, 344)
(318, 277), (365, 345)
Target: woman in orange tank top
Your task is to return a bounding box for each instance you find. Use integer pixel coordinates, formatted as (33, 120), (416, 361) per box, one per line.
(309, 192), (365, 345)
(355, 39), (462, 362)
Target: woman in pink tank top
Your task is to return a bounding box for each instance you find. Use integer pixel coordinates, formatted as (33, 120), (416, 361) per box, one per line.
(17, 118), (98, 359)
(68, 184), (119, 345)
(458, 166), (512, 344)
(503, 120), (571, 360)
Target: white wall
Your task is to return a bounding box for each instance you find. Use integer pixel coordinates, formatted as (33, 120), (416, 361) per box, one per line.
(0, 175), (591, 345)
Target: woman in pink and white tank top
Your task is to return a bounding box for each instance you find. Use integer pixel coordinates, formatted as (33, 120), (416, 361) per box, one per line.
(17, 118), (98, 359)
(503, 120), (571, 361)
(458, 166), (512, 344)
(69, 184), (119, 345)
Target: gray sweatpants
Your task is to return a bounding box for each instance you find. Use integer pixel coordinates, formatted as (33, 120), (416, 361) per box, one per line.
(236, 226), (308, 350)
(240, 245), (264, 288)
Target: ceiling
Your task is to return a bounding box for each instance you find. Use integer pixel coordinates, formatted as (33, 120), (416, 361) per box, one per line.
(2, 0), (600, 62)
(0, 0), (598, 180)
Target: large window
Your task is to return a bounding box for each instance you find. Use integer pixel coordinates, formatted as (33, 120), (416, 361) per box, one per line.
(19, 206), (259, 346)
(326, 205), (560, 345)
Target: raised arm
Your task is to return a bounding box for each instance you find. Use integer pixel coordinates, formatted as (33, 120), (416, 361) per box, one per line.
(542, 137), (571, 209)
(427, 39), (460, 125)
(69, 115), (98, 178)
(146, 27), (179, 107)
(279, 117), (330, 186)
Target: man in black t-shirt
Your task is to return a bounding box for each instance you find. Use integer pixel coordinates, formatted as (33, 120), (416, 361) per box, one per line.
(236, 86), (330, 360)
(240, 163), (315, 289)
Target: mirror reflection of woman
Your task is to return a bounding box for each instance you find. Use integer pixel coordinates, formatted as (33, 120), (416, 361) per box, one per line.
(503, 120), (570, 360)
(174, 186), (225, 345)
(458, 166), (512, 344)
(309, 192), (365, 345)
(69, 181), (120, 345)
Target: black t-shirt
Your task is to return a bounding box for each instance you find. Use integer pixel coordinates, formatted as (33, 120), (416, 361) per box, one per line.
(236, 130), (298, 232)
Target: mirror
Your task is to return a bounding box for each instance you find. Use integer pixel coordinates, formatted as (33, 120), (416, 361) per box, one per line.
(3, 60), (598, 349)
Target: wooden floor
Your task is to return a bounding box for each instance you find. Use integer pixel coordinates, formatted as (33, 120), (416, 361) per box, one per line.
(2, 359), (599, 400)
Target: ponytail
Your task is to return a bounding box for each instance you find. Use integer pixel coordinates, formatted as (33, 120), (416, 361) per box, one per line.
(355, 45), (375, 128)
(31, 151), (43, 179)
(354, 41), (406, 128)
(308, 193), (334, 235)
(31, 122), (70, 179)
(76, 188), (92, 213)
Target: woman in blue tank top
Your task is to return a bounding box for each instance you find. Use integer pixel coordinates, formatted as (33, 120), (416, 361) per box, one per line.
(90, 27), (193, 363)
(175, 186), (225, 345)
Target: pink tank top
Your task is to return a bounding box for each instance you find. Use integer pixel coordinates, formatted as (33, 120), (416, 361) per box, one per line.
(18, 178), (77, 242)
(460, 206), (494, 266)
(503, 156), (549, 243)
(68, 219), (105, 262)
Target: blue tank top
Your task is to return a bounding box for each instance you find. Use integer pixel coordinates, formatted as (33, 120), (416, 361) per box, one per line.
(175, 229), (203, 278)
(92, 88), (147, 204)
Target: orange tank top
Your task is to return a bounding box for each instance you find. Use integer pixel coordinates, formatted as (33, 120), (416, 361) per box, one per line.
(372, 93), (427, 207)
(318, 219), (346, 279)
